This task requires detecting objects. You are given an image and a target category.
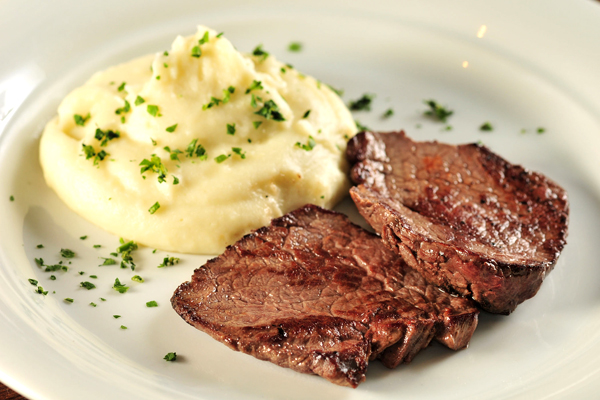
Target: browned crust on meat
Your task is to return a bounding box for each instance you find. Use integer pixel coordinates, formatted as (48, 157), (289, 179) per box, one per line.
(347, 131), (569, 314)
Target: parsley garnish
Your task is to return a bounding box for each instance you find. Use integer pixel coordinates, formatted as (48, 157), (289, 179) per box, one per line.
(64, 298), (74, 303)
(288, 42), (302, 52)
(28, 279), (38, 286)
(115, 100), (131, 116)
(216, 32), (224, 38)
(166, 123), (178, 133)
(185, 139), (207, 159)
(80, 236), (87, 240)
(164, 352), (177, 362)
(163, 146), (183, 161)
(120, 325), (128, 330)
(423, 99), (453, 122)
(302, 110), (311, 119)
(173, 176), (179, 185)
(131, 275), (144, 283)
(232, 147), (246, 159)
(90, 302), (97, 307)
(112, 278), (129, 294)
(295, 136), (316, 151)
(80, 281), (96, 290)
(537, 127), (546, 134)
(9, 195), (14, 201)
(79, 271), (85, 275)
(191, 31), (210, 58)
(94, 128), (120, 147)
(113, 315), (121, 319)
(326, 84), (344, 97)
(480, 122), (493, 131)
(214, 154), (230, 163)
(382, 108), (394, 118)
(117, 82), (126, 92)
(202, 97), (222, 110)
(245, 80), (263, 94)
(146, 301), (158, 307)
(254, 99), (285, 121)
(140, 155), (168, 183)
(158, 257), (180, 268)
(227, 123), (236, 135)
(74, 113), (91, 126)
(117, 239), (138, 271)
(60, 249), (75, 258)
(148, 201), (160, 214)
(100, 258), (117, 266)
(199, 30), (210, 45)
(147, 105), (160, 117)
(36, 244), (44, 248)
(252, 44), (269, 61)
(222, 86), (235, 103)
(135, 96), (145, 106)
(35, 286), (48, 295)
(50, 275), (56, 280)
(252, 121), (262, 129)
(348, 94), (374, 111)
(355, 120), (370, 132)
(90, 275), (97, 279)
(93, 244), (102, 248)
(44, 264), (68, 272)
(81, 144), (109, 166)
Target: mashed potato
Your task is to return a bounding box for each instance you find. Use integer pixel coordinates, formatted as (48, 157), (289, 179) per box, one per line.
(40, 26), (356, 254)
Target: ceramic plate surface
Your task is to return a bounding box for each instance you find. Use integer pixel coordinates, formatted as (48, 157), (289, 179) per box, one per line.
(1, 1), (600, 399)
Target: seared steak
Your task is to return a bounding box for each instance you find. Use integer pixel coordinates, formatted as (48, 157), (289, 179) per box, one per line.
(347, 131), (569, 314)
(172, 205), (478, 387)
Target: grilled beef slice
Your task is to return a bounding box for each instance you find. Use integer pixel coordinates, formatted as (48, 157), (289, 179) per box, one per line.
(171, 205), (478, 387)
(347, 131), (569, 314)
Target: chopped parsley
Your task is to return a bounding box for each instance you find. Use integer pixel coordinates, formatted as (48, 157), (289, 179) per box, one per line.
(480, 122), (493, 131)
(79, 271), (85, 275)
(80, 235), (87, 240)
(295, 136), (316, 151)
(191, 31), (210, 58)
(94, 128), (120, 147)
(199, 30), (210, 45)
(254, 99), (285, 121)
(147, 105), (160, 117)
(60, 248), (75, 259)
(146, 301), (158, 307)
(252, 44), (269, 61)
(35, 286), (48, 295)
(216, 32), (224, 38)
(115, 99), (131, 116)
(537, 127), (546, 134)
(355, 120), (370, 132)
(245, 80), (263, 94)
(44, 264), (68, 272)
(227, 123), (236, 135)
(232, 147), (246, 159)
(80, 281), (96, 290)
(164, 352), (177, 362)
(252, 121), (262, 129)
(163, 146), (183, 161)
(288, 42), (302, 52)
(120, 325), (128, 330)
(64, 298), (74, 303)
(173, 176), (179, 185)
(117, 82), (126, 92)
(112, 278), (129, 294)
(214, 154), (230, 163)
(348, 94), (374, 111)
(100, 257), (117, 266)
(50, 275), (56, 280)
(423, 99), (453, 122)
(302, 110), (311, 119)
(222, 86), (235, 103)
(36, 244), (44, 248)
(185, 139), (208, 159)
(326, 84), (344, 97)
(135, 96), (145, 106)
(140, 155), (168, 183)
(90, 302), (97, 307)
(166, 123), (178, 133)
(28, 278), (38, 286)
(81, 144), (108, 166)
(202, 96), (222, 110)
(89, 275), (97, 279)
(158, 256), (180, 268)
(117, 239), (138, 271)
(113, 315), (121, 319)
(131, 275), (144, 283)
(74, 113), (91, 126)
(148, 201), (160, 215)
(9, 195), (14, 201)
(93, 244), (102, 248)
(382, 108), (394, 118)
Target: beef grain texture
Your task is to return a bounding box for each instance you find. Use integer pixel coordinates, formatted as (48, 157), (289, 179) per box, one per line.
(347, 131), (569, 314)
(172, 205), (479, 388)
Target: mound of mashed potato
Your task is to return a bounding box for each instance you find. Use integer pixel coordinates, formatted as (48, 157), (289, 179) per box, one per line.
(40, 26), (356, 254)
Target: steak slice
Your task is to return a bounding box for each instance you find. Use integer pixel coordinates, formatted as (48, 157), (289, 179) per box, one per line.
(347, 131), (569, 314)
(171, 205), (478, 387)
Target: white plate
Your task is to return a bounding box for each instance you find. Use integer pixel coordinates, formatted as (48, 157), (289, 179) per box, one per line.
(2, 1), (600, 399)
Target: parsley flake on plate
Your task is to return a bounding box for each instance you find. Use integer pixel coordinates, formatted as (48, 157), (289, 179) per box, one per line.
(146, 301), (158, 308)
(73, 113), (90, 126)
(480, 122), (493, 131)
(423, 99), (454, 122)
(112, 278), (129, 294)
(164, 352), (177, 362)
(348, 94), (374, 111)
(131, 275), (144, 283)
(148, 201), (160, 215)
(80, 281), (96, 290)
(288, 42), (302, 52)
(165, 123), (178, 133)
(60, 248), (75, 258)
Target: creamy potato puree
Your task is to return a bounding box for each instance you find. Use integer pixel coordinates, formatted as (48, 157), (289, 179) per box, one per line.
(40, 26), (356, 254)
